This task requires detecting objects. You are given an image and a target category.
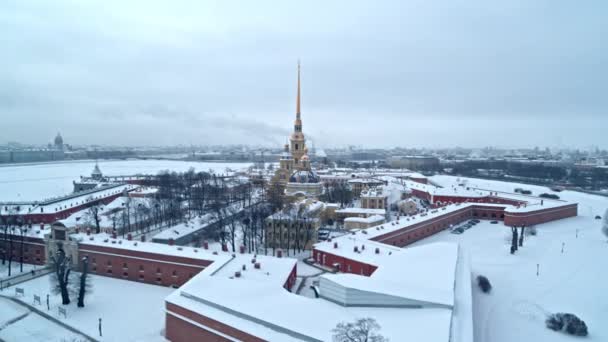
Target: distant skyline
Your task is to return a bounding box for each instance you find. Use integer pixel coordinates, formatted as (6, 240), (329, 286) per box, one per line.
(1, 1), (607, 149)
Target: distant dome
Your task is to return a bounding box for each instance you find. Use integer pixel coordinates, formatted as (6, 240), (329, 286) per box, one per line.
(289, 170), (320, 183)
(54, 133), (63, 146)
(301, 154), (310, 161)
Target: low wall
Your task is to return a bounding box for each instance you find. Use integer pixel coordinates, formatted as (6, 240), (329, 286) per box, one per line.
(78, 243), (213, 288)
(504, 204), (578, 226)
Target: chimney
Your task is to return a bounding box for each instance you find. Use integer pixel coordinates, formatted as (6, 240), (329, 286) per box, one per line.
(375, 247), (380, 254)
(221, 243), (228, 252)
(333, 242), (338, 249)
(111, 232), (117, 239)
(86, 229), (91, 236)
(127, 234), (132, 241)
(168, 238), (174, 246)
(203, 241), (209, 249)
(277, 249), (283, 258)
(353, 246), (359, 253)
(361, 244), (365, 250)
(235, 271), (241, 278)
(239, 245), (245, 254)
(141, 235), (146, 242)
(254, 262), (261, 269)
(242, 264), (246, 271)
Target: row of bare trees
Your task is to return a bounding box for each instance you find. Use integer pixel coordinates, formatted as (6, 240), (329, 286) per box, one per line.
(1, 214), (31, 277)
(143, 169), (267, 252)
(320, 182), (354, 207)
(50, 245), (92, 307)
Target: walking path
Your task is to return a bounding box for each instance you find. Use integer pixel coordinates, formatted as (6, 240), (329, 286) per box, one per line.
(295, 259), (329, 295)
(0, 267), (52, 291)
(0, 295), (98, 342)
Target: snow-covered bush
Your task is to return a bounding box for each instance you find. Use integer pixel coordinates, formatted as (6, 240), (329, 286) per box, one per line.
(546, 313), (588, 336)
(539, 193), (560, 199)
(476, 275), (492, 293)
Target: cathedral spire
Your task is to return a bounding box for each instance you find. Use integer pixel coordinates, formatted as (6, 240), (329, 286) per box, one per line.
(294, 61), (303, 134)
(296, 60), (301, 120)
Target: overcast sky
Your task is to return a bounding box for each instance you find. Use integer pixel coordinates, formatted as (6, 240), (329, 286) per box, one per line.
(1, 0), (607, 149)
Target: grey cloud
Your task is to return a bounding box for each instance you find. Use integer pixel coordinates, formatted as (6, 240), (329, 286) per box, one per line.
(1, 0), (607, 148)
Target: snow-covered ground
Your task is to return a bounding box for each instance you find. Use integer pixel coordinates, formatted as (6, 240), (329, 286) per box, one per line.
(0, 159), (252, 201)
(1, 263), (39, 281)
(8, 274), (174, 341)
(410, 175), (608, 341)
(0, 297), (87, 342)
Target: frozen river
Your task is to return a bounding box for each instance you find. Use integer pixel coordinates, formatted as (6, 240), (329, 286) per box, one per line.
(0, 159), (252, 201)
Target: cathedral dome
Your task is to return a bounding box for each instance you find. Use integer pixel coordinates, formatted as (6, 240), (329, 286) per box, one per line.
(54, 133), (63, 146)
(289, 170), (320, 184)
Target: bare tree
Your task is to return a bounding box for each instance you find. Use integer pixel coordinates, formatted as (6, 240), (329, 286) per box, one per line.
(226, 207), (239, 252)
(267, 181), (285, 213)
(510, 227), (518, 254)
(76, 256), (93, 308)
(84, 197), (103, 234)
(0, 216), (6, 266)
(50, 247), (72, 305)
(332, 318), (388, 342)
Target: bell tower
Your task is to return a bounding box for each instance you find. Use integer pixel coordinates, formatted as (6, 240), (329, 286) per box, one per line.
(290, 61), (306, 168)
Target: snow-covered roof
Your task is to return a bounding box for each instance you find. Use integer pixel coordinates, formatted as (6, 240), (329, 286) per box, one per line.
(166, 244), (455, 342)
(360, 187), (388, 198)
(335, 208), (386, 215)
(268, 199), (326, 220)
(73, 232), (229, 263)
(344, 215), (385, 224)
(347, 178), (385, 184)
(152, 214), (217, 240)
(320, 242), (459, 307)
(0, 184), (138, 216)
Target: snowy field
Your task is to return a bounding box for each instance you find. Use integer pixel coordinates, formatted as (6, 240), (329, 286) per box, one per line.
(0, 297), (87, 342)
(0, 159), (252, 201)
(8, 274), (174, 341)
(412, 176), (608, 341)
(1, 263), (38, 281)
